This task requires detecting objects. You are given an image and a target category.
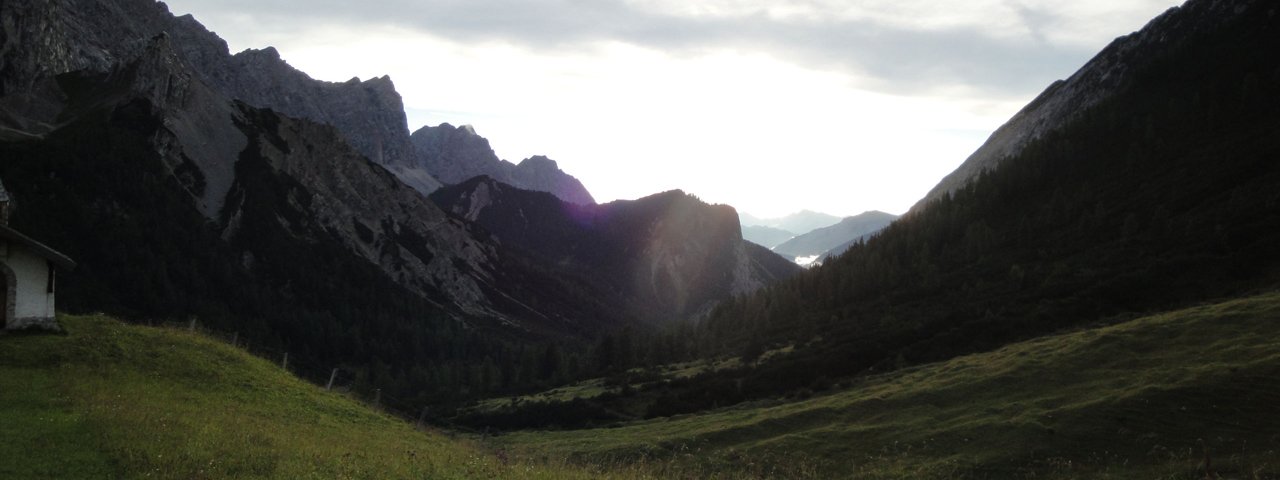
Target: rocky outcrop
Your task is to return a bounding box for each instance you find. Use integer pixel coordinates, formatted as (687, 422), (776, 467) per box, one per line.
(431, 177), (799, 322)
(913, 0), (1267, 211)
(411, 123), (595, 205)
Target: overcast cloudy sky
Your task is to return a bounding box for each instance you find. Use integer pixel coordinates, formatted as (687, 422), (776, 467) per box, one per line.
(164, 0), (1178, 217)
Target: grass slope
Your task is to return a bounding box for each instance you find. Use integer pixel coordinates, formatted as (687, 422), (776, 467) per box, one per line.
(0, 315), (613, 479)
(500, 292), (1280, 478)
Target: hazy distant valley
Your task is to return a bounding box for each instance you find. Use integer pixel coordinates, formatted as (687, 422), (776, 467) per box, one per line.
(3, 0), (1279, 478)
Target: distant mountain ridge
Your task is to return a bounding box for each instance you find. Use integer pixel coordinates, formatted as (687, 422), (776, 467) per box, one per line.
(431, 176), (800, 323)
(411, 123), (595, 205)
(740, 210), (842, 235)
(772, 211), (897, 263)
(741, 225), (795, 249)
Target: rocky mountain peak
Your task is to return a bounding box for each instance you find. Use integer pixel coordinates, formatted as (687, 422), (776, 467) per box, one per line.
(518, 155), (557, 168)
(410, 123), (596, 205)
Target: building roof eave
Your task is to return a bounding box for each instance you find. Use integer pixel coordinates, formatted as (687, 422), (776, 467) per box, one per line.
(0, 225), (76, 270)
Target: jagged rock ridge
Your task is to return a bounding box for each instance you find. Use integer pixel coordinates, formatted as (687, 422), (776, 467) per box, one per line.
(411, 123), (595, 205)
(0, 0), (434, 192)
(0, 0), (609, 206)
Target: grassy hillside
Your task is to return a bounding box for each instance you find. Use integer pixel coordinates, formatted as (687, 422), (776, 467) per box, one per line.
(0, 314), (627, 479)
(5, 298), (1278, 479)
(499, 291), (1280, 479)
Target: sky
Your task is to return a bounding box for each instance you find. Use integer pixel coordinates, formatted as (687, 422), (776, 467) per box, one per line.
(163, 0), (1180, 218)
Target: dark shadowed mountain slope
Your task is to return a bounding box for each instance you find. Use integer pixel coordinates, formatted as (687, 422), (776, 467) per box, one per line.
(912, 0), (1271, 210)
(741, 225), (796, 249)
(683, 0), (1280, 405)
(772, 211), (897, 261)
(431, 177), (800, 323)
(411, 123), (595, 205)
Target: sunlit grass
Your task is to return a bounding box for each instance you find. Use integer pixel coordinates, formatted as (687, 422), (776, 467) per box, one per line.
(0, 315), (617, 479)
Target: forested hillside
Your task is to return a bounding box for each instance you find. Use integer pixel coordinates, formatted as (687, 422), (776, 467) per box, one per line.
(679, 0), (1280, 406)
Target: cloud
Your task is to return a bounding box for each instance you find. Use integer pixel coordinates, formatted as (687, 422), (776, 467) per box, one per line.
(166, 0), (1118, 97)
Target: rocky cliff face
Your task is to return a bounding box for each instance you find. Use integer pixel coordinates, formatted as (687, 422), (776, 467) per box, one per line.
(411, 123), (595, 205)
(431, 177), (798, 323)
(0, 0), (438, 192)
(913, 0), (1268, 211)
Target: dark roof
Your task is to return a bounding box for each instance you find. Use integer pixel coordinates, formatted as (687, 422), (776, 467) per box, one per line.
(0, 225), (75, 270)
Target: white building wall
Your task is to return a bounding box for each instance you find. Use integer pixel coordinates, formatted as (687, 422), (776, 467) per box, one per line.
(5, 245), (56, 329)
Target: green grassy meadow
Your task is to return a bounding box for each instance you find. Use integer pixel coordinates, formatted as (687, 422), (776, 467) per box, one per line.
(0, 315), (614, 479)
(3, 292), (1279, 478)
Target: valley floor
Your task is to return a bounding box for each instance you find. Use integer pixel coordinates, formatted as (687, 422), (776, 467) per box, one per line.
(496, 291), (1280, 479)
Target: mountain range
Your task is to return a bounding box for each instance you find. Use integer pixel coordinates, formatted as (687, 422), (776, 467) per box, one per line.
(739, 210), (842, 234)
(0, 0), (591, 204)
(0, 0), (796, 401)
